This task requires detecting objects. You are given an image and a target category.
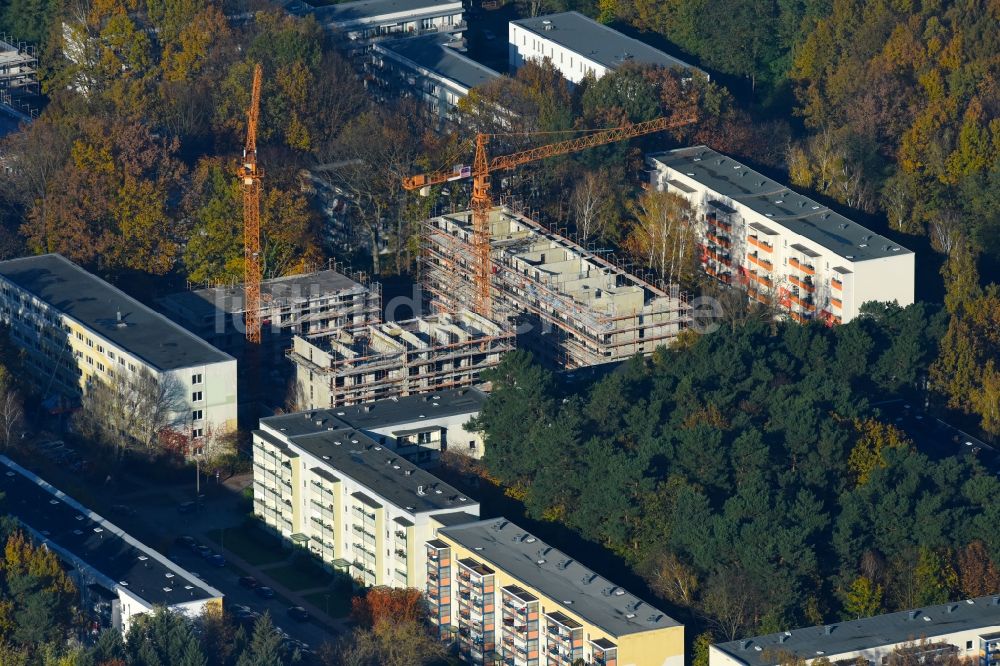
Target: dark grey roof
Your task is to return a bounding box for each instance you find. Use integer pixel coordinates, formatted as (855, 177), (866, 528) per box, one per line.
(157, 269), (367, 321)
(439, 517), (680, 638)
(648, 146), (913, 262)
(0, 456), (220, 608)
(511, 12), (699, 75)
(261, 388), (486, 437)
(0, 254), (232, 370)
(258, 425), (476, 514)
(429, 510), (480, 527)
(288, 0), (461, 24)
(715, 596), (1000, 666)
(376, 33), (499, 91)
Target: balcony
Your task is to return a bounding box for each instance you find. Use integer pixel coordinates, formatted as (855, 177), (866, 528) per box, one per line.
(706, 232), (731, 248)
(789, 294), (816, 311)
(747, 236), (773, 253)
(747, 253), (773, 272)
(831, 297), (843, 309)
(832, 278), (843, 291)
(789, 257), (816, 275)
(706, 215), (732, 232)
(789, 275), (815, 292)
(790, 311), (812, 324)
(748, 288), (770, 305)
(749, 273), (772, 289)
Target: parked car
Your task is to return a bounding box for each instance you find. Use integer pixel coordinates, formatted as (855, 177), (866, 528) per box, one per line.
(175, 535), (197, 549)
(286, 606), (310, 622)
(196, 545), (213, 559)
(208, 554), (226, 567)
(255, 586), (275, 599)
(230, 604), (253, 615)
(177, 501), (196, 514)
(238, 576), (259, 590)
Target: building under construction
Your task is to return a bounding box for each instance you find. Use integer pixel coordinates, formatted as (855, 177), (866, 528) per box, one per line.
(288, 310), (513, 409)
(158, 268), (381, 413)
(422, 206), (691, 368)
(0, 35), (40, 120)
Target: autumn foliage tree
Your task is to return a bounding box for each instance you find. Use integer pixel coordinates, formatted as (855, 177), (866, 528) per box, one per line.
(351, 586), (425, 629)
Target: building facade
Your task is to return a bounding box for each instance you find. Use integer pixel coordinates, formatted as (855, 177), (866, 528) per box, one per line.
(711, 596), (1000, 666)
(0, 254), (236, 448)
(286, 0), (465, 54)
(0, 456), (223, 635)
(369, 33), (500, 127)
(429, 517), (684, 666)
(252, 391), (484, 587)
(288, 310), (512, 410)
(509, 12), (703, 84)
(422, 207), (690, 368)
(646, 147), (915, 324)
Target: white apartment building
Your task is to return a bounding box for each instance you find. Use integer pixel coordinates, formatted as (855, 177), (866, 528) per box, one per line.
(711, 596), (1000, 666)
(369, 33), (500, 127)
(646, 147), (915, 324)
(286, 0), (465, 52)
(509, 11), (704, 85)
(252, 389), (484, 588)
(0, 254), (237, 447)
(0, 456), (223, 635)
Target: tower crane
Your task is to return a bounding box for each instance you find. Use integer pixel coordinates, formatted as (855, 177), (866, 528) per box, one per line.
(403, 115), (697, 318)
(241, 63), (263, 344)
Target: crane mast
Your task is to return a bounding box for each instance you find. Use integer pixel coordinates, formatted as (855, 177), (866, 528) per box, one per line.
(241, 63), (263, 344)
(403, 115), (698, 319)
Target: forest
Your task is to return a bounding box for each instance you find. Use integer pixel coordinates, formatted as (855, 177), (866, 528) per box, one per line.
(471, 303), (1000, 651)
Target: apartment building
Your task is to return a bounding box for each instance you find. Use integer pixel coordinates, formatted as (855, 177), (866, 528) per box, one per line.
(646, 146), (915, 324)
(288, 310), (512, 409)
(711, 596), (1000, 666)
(0, 254), (236, 446)
(428, 517), (684, 666)
(252, 391), (484, 587)
(369, 33), (500, 127)
(0, 456), (223, 635)
(286, 0), (465, 53)
(509, 12), (703, 85)
(422, 207), (690, 368)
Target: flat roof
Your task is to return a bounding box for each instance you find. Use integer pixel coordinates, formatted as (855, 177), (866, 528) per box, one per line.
(648, 146), (913, 262)
(0, 456), (221, 608)
(439, 517), (680, 638)
(290, 0), (462, 24)
(158, 269), (367, 319)
(255, 426), (476, 514)
(261, 387), (486, 437)
(511, 12), (699, 75)
(377, 33), (500, 91)
(715, 596), (1000, 666)
(0, 254), (232, 370)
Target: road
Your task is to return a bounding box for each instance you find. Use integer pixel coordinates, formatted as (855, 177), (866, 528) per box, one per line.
(874, 400), (997, 468)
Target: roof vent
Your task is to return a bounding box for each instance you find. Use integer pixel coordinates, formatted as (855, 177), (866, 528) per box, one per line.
(165, 573), (174, 578)
(404, 470), (413, 476)
(564, 599), (573, 604)
(336, 411), (345, 416)
(626, 613), (636, 619)
(322, 455), (330, 460)
(892, 247), (900, 252)
(923, 616), (932, 622)
(859, 244), (867, 248)
(740, 641), (750, 651)
(537, 559), (546, 565)
(374, 446), (382, 451)
(417, 485), (426, 495)
(614, 589), (626, 596)
(474, 546), (483, 551)
(779, 634), (789, 643)
(839, 223), (848, 229)
(363, 405), (371, 413)
(393, 465), (400, 470)
(908, 610), (919, 620)
(525, 536), (536, 543)
(825, 625), (835, 635)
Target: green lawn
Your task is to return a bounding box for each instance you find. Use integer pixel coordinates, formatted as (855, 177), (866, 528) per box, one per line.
(205, 526), (286, 567)
(264, 560), (334, 592)
(301, 590), (352, 619)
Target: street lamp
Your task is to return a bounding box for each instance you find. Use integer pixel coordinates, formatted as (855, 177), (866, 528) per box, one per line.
(195, 455), (201, 496)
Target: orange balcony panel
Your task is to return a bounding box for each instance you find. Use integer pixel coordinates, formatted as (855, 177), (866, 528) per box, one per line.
(831, 298), (843, 309)
(747, 236), (773, 253)
(789, 295), (817, 311)
(831, 279), (843, 291)
(750, 273), (772, 288)
(789, 275), (815, 292)
(747, 253), (773, 272)
(790, 258), (816, 275)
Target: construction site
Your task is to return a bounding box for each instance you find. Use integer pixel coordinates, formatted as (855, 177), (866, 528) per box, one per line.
(288, 310), (513, 409)
(0, 35), (40, 121)
(421, 205), (692, 368)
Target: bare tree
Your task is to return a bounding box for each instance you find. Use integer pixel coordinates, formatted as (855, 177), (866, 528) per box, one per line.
(646, 551), (699, 605)
(570, 171), (612, 242)
(0, 383), (23, 450)
(626, 190), (697, 286)
(698, 568), (766, 641)
(74, 368), (186, 460)
(929, 209), (964, 257)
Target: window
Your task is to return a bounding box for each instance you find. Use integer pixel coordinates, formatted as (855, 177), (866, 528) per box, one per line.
(86, 356), (93, 366)
(97, 362), (104, 372)
(192, 409), (203, 421)
(192, 391), (203, 402)
(97, 344), (104, 354)
(128, 363), (135, 372)
(86, 338), (93, 347)
(76, 332), (83, 341)
(108, 351), (114, 360)
(119, 357), (125, 366)
(469, 440), (477, 450)
(967, 642), (973, 650)
(192, 373), (203, 385)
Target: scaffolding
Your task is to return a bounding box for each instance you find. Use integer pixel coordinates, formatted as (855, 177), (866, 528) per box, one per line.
(289, 310), (514, 408)
(0, 35), (39, 120)
(421, 206), (691, 369)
